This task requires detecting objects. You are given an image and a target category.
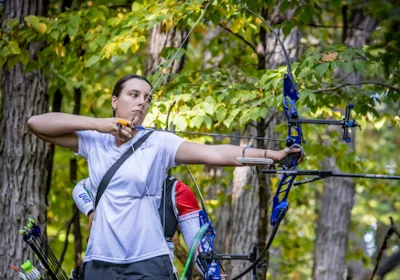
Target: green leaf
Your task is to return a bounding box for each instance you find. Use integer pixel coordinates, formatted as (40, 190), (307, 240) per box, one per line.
(5, 18), (19, 29)
(96, 35), (107, 48)
(67, 15), (80, 36)
(229, 18), (244, 33)
(315, 63), (329, 77)
(374, 117), (386, 130)
(191, 115), (203, 129)
(0, 47), (11, 57)
(204, 95), (216, 105)
(131, 2), (141, 12)
(25, 15), (40, 26)
(282, 22), (293, 36)
(174, 115), (187, 131)
(96, 94), (109, 108)
(215, 107), (227, 122)
(354, 48), (366, 58)
(118, 41), (133, 53)
(223, 108), (240, 128)
(202, 101), (215, 115)
(35, 23), (47, 34)
(258, 107), (267, 119)
(239, 109), (252, 125)
(338, 61), (354, 74)
(353, 61), (366, 75)
(20, 51), (30, 65)
(299, 7), (312, 23)
(50, 30), (60, 41)
(86, 55), (100, 67)
(259, 72), (279, 86)
(210, 10), (221, 25)
(68, 15), (81, 30)
(280, 0), (290, 13)
(203, 115), (212, 129)
(8, 55), (20, 69)
(9, 41), (21, 54)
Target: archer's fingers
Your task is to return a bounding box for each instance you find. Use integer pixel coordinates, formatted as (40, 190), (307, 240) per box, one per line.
(288, 145), (305, 164)
(115, 121), (133, 140)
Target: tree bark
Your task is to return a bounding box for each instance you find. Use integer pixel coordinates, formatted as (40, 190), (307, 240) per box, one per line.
(72, 88), (83, 267)
(145, 24), (188, 83)
(228, 5), (301, 278)
(0, 1), (49, 279)
(172, 234), (203, 279)
(229, 127), (262, 277)
(145, 22), (192, 273)
(71, 159), (83, 267)
(312, 8), (377, 280)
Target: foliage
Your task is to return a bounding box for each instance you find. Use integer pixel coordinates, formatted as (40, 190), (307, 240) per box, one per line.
(2, 0), (399, 277)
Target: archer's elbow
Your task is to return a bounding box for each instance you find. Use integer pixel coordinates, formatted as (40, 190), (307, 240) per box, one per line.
(27, 115), (40, 134)
(27, 114), (49, 136)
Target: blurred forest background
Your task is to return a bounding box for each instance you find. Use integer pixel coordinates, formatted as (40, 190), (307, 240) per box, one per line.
(1, 0), (399, 279)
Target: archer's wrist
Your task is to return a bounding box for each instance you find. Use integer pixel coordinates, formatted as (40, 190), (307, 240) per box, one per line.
(92, 117), (107, 132)
(266, 149), (286, 163)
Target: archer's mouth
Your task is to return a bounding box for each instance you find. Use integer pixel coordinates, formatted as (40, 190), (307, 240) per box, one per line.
(132, 110), (143, 115)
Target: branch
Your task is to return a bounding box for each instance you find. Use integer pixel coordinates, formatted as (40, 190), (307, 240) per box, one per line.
(312, 81), (400, 93)
(219, 24), (258, 55)
(370, 217), (400, 280)
(375, 250), (400, 278)
(59, 208), (79, 265)
(264, 112), (279, 130)
(307, 23), (365, 31)
(390, 217), (400, 239)
(107, 4), (132, 9)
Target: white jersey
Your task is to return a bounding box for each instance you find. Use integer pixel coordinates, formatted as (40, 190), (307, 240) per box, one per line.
(76, 129), (184, 264)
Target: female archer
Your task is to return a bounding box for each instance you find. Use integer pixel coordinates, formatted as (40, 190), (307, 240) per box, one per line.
(72, 176), (206, 278)
(28, 74), (304, 279)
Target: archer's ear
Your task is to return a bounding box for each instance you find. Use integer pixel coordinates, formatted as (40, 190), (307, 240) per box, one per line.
(111, 95), (117, 111)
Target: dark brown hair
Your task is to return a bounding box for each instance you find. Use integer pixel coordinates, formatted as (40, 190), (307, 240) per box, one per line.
(112, 74), (153, 116)
(112, 74), (153, 97)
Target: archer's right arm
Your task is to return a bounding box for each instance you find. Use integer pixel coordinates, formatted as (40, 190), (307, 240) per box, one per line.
(27, 112), (132, 152)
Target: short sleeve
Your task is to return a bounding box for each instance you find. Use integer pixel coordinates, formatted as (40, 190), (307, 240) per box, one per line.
(76, 130), (99, 158)
(158, 131), (185, 168)
(72, 179), (94, 216)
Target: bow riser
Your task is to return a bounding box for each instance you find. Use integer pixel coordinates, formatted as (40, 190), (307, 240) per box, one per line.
(283, 74), (303, 147)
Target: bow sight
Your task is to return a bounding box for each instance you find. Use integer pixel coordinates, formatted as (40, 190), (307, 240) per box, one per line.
(284, 74), (359, 147)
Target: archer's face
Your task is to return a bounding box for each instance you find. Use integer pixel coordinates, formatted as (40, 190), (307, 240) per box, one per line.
(112, 78), (152, 125)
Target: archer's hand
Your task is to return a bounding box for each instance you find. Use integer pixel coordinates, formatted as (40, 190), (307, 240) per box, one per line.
(95, 118), (133, 142)
(277, 144), (305, 168)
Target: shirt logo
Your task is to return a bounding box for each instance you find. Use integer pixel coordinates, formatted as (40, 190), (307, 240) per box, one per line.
(79, 193), (91, 204)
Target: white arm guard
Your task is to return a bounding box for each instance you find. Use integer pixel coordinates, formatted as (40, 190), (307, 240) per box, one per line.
(178, 210), (206, 276)
(72, 179), (93, 216)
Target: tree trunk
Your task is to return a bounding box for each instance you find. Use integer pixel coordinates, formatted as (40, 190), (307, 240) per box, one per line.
(145, 24), (188, 83)
(0, 1), (49, 279)
(72, 88), (83, 267)
(145, 23), (192, 268)
(312, 8), (377, 280)
(229, 126), (262, 277)
(228, 5), (301, 278)
(45, 90), (63, 215)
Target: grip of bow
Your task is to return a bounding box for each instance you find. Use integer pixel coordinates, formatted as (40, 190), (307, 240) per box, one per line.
(271, 75), (303, 227)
